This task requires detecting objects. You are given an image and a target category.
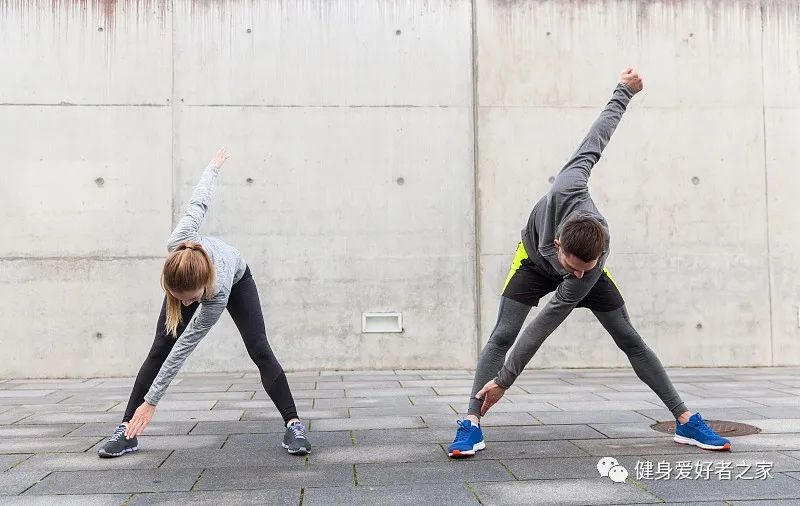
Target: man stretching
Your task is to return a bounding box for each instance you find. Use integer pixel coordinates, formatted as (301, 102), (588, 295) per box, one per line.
(448, 68), (731, 457)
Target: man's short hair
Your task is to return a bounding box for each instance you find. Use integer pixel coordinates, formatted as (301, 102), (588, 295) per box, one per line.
(559, 216), (605, 262)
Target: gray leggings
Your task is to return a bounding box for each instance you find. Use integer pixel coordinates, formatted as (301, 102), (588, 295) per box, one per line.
(468, 297), (687, 419)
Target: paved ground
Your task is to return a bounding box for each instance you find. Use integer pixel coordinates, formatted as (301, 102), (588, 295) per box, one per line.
(1, 367), (799, 505)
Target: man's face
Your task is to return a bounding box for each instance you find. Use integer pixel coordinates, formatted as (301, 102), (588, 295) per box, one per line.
(555, 239), (598, 279)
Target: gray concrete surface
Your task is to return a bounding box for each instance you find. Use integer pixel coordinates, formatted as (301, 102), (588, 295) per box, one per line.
(2, 367), (800, 504)
(0, 0), (799, 377)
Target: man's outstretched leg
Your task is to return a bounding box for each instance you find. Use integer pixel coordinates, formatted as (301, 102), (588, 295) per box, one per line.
(448, 297), (531, 458)
(593, 306), (732, 451)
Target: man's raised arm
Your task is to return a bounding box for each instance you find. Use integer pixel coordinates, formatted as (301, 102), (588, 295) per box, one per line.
(553, 68), (643, 189)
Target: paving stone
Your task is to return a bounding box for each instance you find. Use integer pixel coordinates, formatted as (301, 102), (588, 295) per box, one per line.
(20, 412), (121, 424)
(348, 405), (458, 417)
(127, 489), (300, 505)
(743, 407), (800, 419)
(482, 424), (606, 441)
(223, 430), (352, 448)
(345, 387), (436, 398)
(785, 472), (800, 481)
(352, 427), (457, 445)
(504, 392), (608, 402)
(314, 397), (414, 409)
(356, 460), (514, 486)
(108, 400), (216, 412)
(241, 408), (348, 420)
(589, 423), (673, 439)
(422, 413), (539, 427)
(316, 381), (402, 390)
(519, 384), (617, 394)
(303, 484), (480, 505)
(255, 389), (344, 399)
(14, 450), (172, 472)
(725, 434), (800, 452)
(311, 416), (425, 431)
(0, 390), (55, 398)
(745, 397), (800, 406)
(160, 447), (307, 468)
(677, 398), (767, 409)
(635, 408), (769, 421)
(399, 379), (474, 388)
(195, 465), (353, 490)
(0, 424), (81, 438)
(570, 437), (711, 456)
(482, 401), (563, 413)
(410, 395), (466, 405)
(0, 471), (55, 495)
(433, 386), (527, 396)
(160, 391), (255, 401)
(738, 419), (800, 433)
(311, 443), (445, 464)
(0, 494), (129, 505)
(638, 473), (800, 501)
(25, 469), (203, 494)
(473, 440), (588, 460)
(0, 453), (31, 471)
(472, 477), (659, 505)
(189, 420), (287, 435)
(0, 411), (33, 424)
(0, 436), (100, 454)
(89, 434), (226, 452)
(534, 410), (655, 425)
(70, 421), (197, 437)
(550, 400), (662, 411)
(730, 500), (800, 505)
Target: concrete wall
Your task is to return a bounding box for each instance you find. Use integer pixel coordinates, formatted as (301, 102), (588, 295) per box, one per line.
(0, 0), (797, 377)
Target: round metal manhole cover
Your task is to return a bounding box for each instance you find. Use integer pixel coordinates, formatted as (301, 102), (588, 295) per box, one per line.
(651, 420), (761, 437)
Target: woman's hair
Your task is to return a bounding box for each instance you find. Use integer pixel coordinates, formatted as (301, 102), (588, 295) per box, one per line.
(161, 241), (216, 337)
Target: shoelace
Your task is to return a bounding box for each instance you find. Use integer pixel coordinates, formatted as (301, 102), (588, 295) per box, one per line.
(691, 416), (717, 437)
(289, 423), (307, 440)
(107, 425), (126, 442)
(454, 420), (472, 442)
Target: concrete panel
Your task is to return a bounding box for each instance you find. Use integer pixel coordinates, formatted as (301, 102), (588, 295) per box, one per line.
(0, 0), (171, 104)
(476, 0), (763, 107)
(171, 105), (476, 371)
(476, 105), (771, 366)
(0, 106), (172, 257)
(762, 1), (800, 108)
(173, 0), (471, 106)
(0, 258), (164, 378)
(766, 108), (800, 365)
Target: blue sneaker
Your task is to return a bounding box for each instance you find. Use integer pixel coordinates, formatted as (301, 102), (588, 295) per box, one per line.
(674, 413), (731, 451)
(448, 419), (486, 458)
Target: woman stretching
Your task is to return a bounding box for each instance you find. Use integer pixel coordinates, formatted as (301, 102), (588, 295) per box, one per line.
(98, 148), (311, 457)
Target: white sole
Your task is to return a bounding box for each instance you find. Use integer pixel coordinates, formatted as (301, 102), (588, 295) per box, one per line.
(448, 440), (486, 457)
(282, 442), (311, 455)
(98, 446), (138, 458)
(673, 434), (729, 451)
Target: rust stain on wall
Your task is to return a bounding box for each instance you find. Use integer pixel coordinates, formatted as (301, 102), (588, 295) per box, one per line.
(0, 0), (167, 35)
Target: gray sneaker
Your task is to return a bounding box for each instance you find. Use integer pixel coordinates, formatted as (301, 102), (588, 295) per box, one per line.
(97, 424), (138, 458)
(282, 421), (311, 455)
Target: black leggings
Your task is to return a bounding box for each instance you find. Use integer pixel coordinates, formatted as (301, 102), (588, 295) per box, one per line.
(123, 266), (298, 424)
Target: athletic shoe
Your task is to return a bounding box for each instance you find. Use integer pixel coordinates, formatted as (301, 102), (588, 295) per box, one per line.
(282, 421), (311, 455)
(448, 419), (486, 458)
(97, 424), (138, 458)
(674, 412), (732, 451)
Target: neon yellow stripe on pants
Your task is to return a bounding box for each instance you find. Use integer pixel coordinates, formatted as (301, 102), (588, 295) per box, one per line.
(603, 267), (621, 294)
(502, 242), (529, 292)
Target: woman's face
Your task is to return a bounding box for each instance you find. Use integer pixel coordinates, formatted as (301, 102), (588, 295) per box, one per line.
(169, 287), (204, 306)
